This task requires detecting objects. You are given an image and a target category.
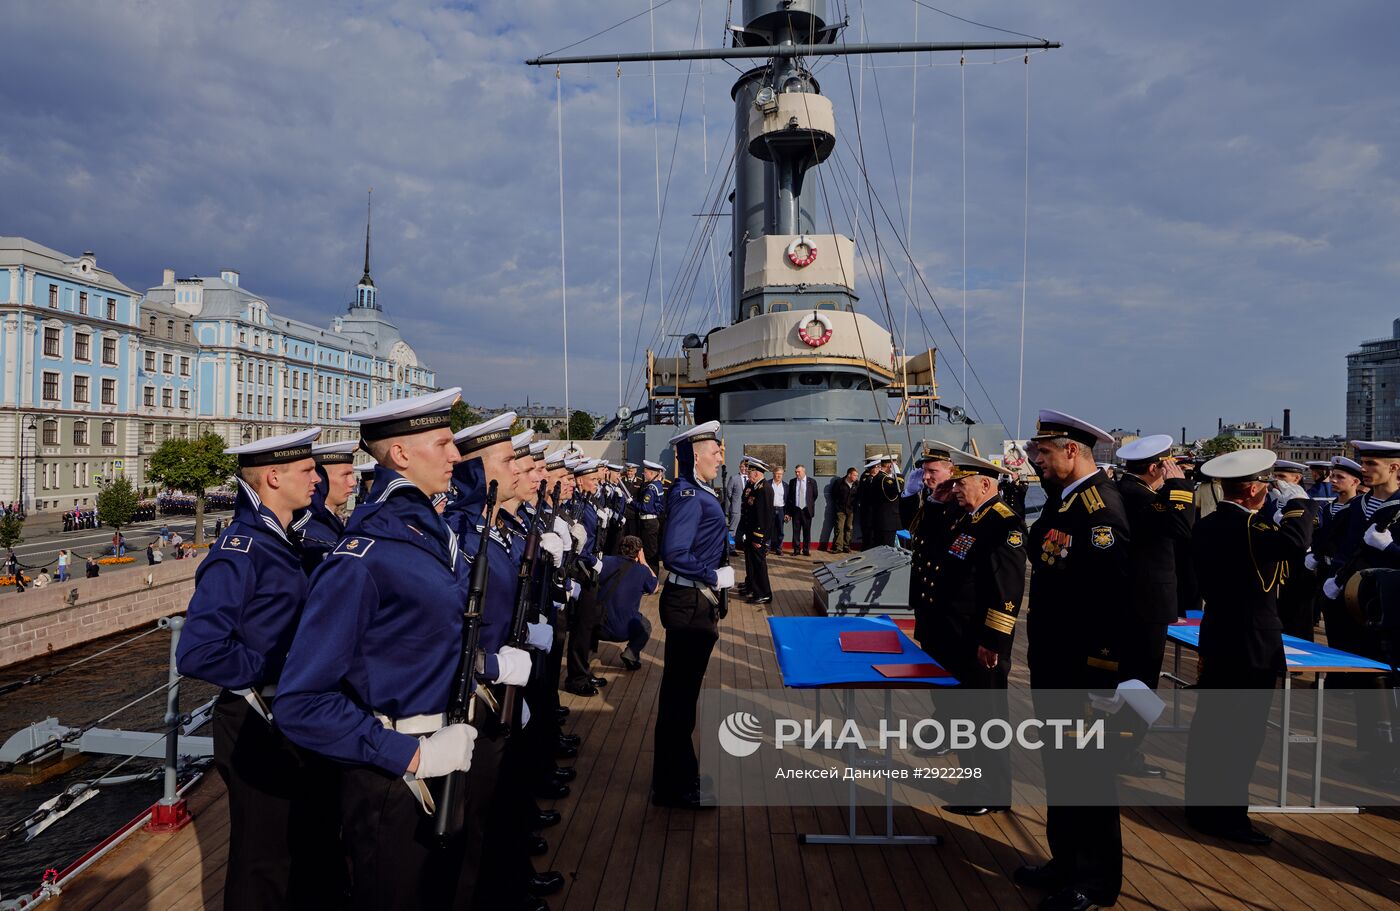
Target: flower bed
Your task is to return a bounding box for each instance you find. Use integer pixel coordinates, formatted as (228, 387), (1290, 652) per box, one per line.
(0, 575), (31, 586)
(96, 556), (136, 565)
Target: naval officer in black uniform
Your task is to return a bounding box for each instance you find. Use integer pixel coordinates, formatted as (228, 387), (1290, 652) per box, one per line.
(870, 455), (904, 547)
(1185, 449), (1314, 845)
(651, 421), (734, 809)
(738, 458), (773, 605)
(1015, 410), (1131, 911)
(908, 446), (959, 648)
(176, 427), (345, 910)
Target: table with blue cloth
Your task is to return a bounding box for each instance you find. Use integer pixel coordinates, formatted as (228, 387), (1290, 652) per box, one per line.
(1165, 611), (1389, 813)
(767, 614), (957, 845)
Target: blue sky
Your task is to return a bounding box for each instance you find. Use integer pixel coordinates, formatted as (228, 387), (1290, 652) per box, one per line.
(2, 1), (1397, 439)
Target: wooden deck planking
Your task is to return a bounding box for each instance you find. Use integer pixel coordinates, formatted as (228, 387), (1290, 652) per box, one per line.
(42, 547), (1400, 910)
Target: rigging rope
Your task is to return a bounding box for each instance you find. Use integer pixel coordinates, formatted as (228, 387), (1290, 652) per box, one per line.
(555, 69), (571, 437)
(902, 2), (919, 411)
(618, 66), (625, 414)
(960, 54), (967, 411)
(649, 1), (668, 386)
(1018, 55), (1031, 439)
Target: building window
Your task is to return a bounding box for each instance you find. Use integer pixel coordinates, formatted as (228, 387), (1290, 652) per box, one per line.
(257, 363), (264, 384)
(239, 329), (247, 345)
(102, 378), (116, 405)
(106, 298), (117, 321)
(48, 284), (58, 307)
(73, 421), (88, 446)
(180, 390), (190, 409)
(43, 419), (58, 446)
(144, 423), (154, 443)
(43, 327), (61, 357)
(163, 353), (173, 373)
(78, 291), (88, 315)
(179, 355), (190, 376)
(103, 337), (117, 365)
(166, 319), (174, 339)
(148, 315), (157, 334)
(257, 395), (264, 414)
(144, 350), (155, 371)
(74, 333), (90, 361)
(162, 388), (173, 408)
(144, 386), (155, 407)
(101, 421), (115, 446)
(183, 323), (191, 341)
(73, 375), (89, 403)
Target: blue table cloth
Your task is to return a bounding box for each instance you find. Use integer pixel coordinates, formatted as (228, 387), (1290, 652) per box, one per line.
(767, 615), (960, 688)
(1167, 622), (1389, 672)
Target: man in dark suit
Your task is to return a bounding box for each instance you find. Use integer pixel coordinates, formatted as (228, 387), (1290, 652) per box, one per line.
(786, 464), (818, 555)
(1185, 449), (1314, 846)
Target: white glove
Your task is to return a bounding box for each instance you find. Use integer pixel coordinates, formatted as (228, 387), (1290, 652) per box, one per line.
(538, 532), (564, 564)
(526, 620), (553, 650)
(1323, 576), (1342, 600)
(494, 645), (532, 686)
(598, 508), (612, 524)
(571, 523), (587, 552)
(1364, 525), (1394, 551)
(1303, 553), (1319, 572)
(1272, 482), (1308, 504)
(714, 566), (735, 590)
(552, 516), (573, 547)
(593, 556), (604, 575)
(568, 581), (581, 600)
(414, 723), (478, 779)
(521, 700), (531, 728)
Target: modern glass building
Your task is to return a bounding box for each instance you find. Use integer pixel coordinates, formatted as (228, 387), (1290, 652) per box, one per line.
(1346, 320), (1400, 442)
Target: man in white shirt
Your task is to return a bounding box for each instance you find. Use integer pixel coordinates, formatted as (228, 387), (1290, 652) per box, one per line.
(769, 467), (787, 555)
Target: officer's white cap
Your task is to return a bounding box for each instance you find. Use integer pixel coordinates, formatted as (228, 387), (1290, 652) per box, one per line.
(226, 427), (321, 467)
(668, 420), (721, 447)
(1031, 409), (1114, 447)
(454, 411), (516, 454)
(346, 388), (461, 441)
(1201, 449), (1276, 481)
(746, 458), (770, 473)
(1116, 434), (1174, 463)
(949, 450), (1011, 480)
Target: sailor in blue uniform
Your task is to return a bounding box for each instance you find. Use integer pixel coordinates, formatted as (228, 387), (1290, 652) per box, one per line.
(291, 439), (358, 573)
(651, 421), (733, 809)
(1305, 460), (1336, 498)
(176, 427), (345, 910)
(637, 460), (667, 571)
(274, 389), (488, 910)
(564, 459), (610, 696)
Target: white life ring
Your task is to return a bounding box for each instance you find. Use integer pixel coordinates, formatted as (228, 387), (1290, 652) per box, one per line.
(797, 311), (834, 348)
(786, 235), (818, 268)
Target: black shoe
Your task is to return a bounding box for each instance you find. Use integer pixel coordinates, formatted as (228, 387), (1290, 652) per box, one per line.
(1014, 864), (1069, 891)
(534, 781), (571, 800)
(527, 871), (565, 897)
(556, 743), (579, 759)
(620, 653), (642, 671)
(749, 596), (772, 605)
(559, 733), (582, 748)
(526, 835), (548, 856)
(533, 809), (562, 829)
(550, 766), (577, 783)
(651, 789), (715, 810)
(589, 675), (608, 687)
(802, 549), (811, 556)
(1122, 752), (1166, 779)
(564, 682), (598, 697)
(1038, 887), (1108, 911)
(555, 706), (570, 720)
(944, 805), (1008, 816)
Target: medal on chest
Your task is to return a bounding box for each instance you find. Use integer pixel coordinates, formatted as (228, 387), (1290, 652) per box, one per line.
(1040, 528), (1071, 565)
(947, 533), (976, 560)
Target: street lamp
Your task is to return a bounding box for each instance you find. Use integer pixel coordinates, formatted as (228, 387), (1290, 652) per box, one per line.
(19, 414), (38, 514)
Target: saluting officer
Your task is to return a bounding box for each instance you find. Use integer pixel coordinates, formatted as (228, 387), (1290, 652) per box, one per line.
(292, 439), (359, 573)
(738, 458), (774, 605)
(870, 455), (904, 547)
(927, 450), (1027, 816)
(275, 389), (485, 909)
(908, 446), (960, 648)
(652, 421), (734, 809)
(177, 427), (345, 910)
(1185, 449), (1314, 845)
(638, 460), (667, 570)
(1115, 434), (1195, 777)
(1015, 410), (1130, 911)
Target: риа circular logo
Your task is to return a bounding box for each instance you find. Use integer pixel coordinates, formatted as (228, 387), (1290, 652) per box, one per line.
(717, 711), (764, 758)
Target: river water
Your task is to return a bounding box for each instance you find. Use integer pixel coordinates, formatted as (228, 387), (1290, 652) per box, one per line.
(0, 623), (217, 903)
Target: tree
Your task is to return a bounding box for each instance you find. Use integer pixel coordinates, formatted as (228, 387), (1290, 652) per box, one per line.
(449, 400), (481, 432)
(148, 433), (238, 545)
(531, 419), (551, 435)
(567, 410), (596, 441)
(0, 511), (23, 551)
(96, 476), (139, 535)
(1199, 434), (1242, 458)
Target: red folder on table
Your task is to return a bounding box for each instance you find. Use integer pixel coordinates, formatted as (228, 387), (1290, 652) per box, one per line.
(839, 631), (902, 654)
(873, 662), (952, 679)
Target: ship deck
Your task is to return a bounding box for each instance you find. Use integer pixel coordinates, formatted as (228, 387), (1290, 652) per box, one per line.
(48, 551), (1400, 911)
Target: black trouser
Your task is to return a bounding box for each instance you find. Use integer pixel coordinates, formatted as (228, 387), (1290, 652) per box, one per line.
(1116, 620), (1169, 755)
(212, 692), (345, 911)
(872, 528), (896, 548)
(652, 584), (719, 798)
(565, 581), (601, 687)
(1185, 668), (1276, 835)
(929, 647), (1013, 807)
(640, 518), (661, 571)
(743, 538), (771, 599)
(790, 509), (812, 553)
(472, 722), (539, 909)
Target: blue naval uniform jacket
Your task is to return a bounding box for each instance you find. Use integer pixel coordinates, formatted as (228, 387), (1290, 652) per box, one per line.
(291, 471), (346, 572)
(1332, 489), (1400, 569)
(640, 480), (666, 517)
(275, 468), (468, 776)
(571, 493), (600, 560)
(176, 479), (308, 691)
(660, 477), (727, 585)
(441, 458), (518, 679)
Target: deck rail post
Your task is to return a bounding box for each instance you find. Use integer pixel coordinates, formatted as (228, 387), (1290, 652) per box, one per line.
(146, 616), (193, 832)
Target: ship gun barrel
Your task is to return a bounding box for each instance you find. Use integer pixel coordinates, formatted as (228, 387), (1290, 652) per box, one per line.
(528, 40), (1059, 67)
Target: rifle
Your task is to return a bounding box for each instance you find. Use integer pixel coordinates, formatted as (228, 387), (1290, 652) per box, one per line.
(500, 479), (548, 729)
(433, 480), (497, 841)
(535, 482), (564, 617)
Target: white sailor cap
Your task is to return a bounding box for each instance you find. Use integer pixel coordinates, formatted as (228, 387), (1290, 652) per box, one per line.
(573, 459), (603, 477)
(1331, 456), (1363, 478)
(643, 460), (666, 472)
(346, 388), (461, 442)
(1273, 459), (1307, 474)
(545, 449), (571, 468)
(454, 411), (516, 455)
(354, 459), (378, 474)
(668, 420), (721, 447)
(226, 427), (321, 467)
(510, 429), (534, 457)
(1116, 434), (1174, 464)
(1031, 409), (1114, 447)
(529, 441), (550, 460)
(1350, 440), (1400, 456)
(624, 462), (639, 469)
(949, 450), (1011, 481)
(746, 458), (770, 473)
(606, 462), (624, 471)
(878, 453), (896, 464)
(312, 440), (359, 465)
(1305, 460), (1332, 470)
(1201, 448), (1276, 481)
(864, 458), (882, 470)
